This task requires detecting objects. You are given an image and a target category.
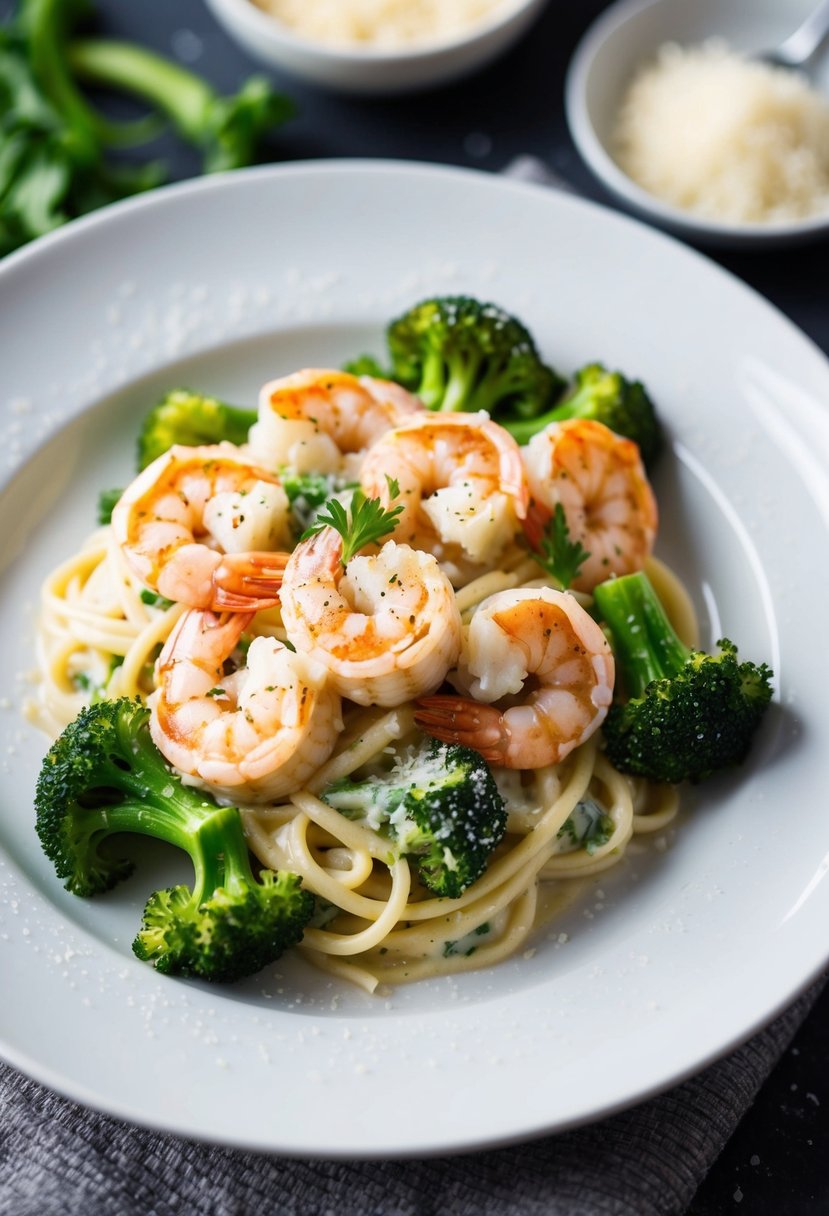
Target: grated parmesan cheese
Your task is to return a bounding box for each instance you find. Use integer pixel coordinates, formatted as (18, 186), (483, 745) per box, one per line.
(613, 40), (829, 224)
(252, 0), (508, 48)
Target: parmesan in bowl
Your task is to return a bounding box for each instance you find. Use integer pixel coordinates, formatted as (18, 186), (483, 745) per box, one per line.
(205, 0), (549, 94)
(613, 41), (829, 225)
(565, 0), (829, 248)
(251, 0), (508, 49)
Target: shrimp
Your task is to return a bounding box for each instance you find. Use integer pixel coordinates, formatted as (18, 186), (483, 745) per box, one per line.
(521, 418), (658, 592)
(279, 529), (462, 708)
(112, 444), (293, 611)
(415, 586), (614, 769)
(149, 607), (342, 803)
(248, 369), (425, 478)
(359, 413), (529, 584)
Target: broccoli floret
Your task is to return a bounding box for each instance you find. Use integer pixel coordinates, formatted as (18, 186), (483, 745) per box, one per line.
(322, 739), (507, 898)
(593, 572), (773, 784)
(505, 363), (662, 467)
(385, 296), (563, 423)
(138, 389), (258, 469)
(341, 354), (391, 379)
(35, 698), (313, 981)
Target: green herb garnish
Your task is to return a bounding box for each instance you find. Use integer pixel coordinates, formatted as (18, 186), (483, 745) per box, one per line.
(304, 489), (403, 565)
(527, 503), (590, 590)
(97, 488), (123, 525)
(558, 799), (614, 855)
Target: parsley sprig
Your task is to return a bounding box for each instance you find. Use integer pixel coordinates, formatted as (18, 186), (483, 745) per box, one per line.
(304, 480), (403, 565)
(526, 503), (590, 590)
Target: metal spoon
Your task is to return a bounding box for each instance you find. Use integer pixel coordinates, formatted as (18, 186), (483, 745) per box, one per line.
(756, 0), (829, 71)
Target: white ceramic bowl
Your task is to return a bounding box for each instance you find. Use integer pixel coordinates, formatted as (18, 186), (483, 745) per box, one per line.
(566, 0), (829, 248)
(205, 0), (549, 95)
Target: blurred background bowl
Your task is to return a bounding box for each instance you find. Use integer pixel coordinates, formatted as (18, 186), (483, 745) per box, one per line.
(204, 0), (550, 95)
(565, 0), (829, 248)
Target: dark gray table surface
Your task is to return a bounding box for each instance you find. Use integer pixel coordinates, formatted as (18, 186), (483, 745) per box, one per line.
(3, 0), (829, 1211)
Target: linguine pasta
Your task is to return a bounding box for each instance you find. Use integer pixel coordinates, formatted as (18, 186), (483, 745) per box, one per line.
(28, 512), (690, 993)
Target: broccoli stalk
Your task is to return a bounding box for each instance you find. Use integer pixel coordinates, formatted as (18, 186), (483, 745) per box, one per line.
(0, 0), (293, 255)
(138, 388), (257, 469)
(505, 363), (662, 467)
(322, 740), (507, 898)
(68, 39), (294, 173)
(385, 296), (563, 424)
(341, 354), (391, 380)
(0, 5), (164, 255)
(593, 572), (773, 784)
(35, 698), (313, 981)
(18, 0), (163, 152)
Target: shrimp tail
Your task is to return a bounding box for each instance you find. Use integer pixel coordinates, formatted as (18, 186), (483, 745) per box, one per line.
(155, 608), (254, 692)
(522, 499), (552, 554)
(415, 695), (510, 765)
(499, 446), (530, 521)
(211, 551), (290, 612)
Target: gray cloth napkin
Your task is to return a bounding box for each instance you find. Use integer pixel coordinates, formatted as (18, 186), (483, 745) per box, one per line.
(1, 155), (817, 1216)
(0, 979), (824, 1216)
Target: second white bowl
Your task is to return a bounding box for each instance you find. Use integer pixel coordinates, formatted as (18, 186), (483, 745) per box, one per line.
(205, 0), (550, 95)
(565, 0), (829, 248)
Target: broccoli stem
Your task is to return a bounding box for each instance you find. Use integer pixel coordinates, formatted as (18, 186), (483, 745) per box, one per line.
(184, 803), (253, 900)
(21, 0), (99, 163)
(76, 797), (237, 871)
(501, 404), (562, 446)
(71, 739), (258, 907)
(417, 348), (449, 410)
(469, 368), (531, 419)
(68, 39), (217, 142)
(501, 375), (630, 446)
(20, 0), (163, 151)
(441, 353), (483, 412)
(593, 573), (690, 698)
(504, 377), (605, 444)
(87, 722), (220, 853)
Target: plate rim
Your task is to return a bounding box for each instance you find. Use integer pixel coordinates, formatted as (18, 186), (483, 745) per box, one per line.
(2, 158), (829, 1157)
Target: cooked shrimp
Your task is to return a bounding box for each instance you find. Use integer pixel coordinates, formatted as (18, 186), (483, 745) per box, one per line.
(415, 586), (614, 769)
(359, 413), (529, 583)
(279, 528), (462, 708)
(112, 444), (292, 611)
(522, 418), (657, 592)
(149, 607), (342, 803)
(248, 369), (424, 477)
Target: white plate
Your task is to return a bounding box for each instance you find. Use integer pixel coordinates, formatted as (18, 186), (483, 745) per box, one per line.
(1, 161), (828, 1157)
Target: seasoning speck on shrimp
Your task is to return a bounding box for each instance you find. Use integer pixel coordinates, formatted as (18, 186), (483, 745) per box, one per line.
(248, 368), (424, 478)
(522, 418), (657, 592)
(150, 608), (342, 803)
(279, 530), (462, 708)
(359, 413), (529, 584)
(416, 586), (614, 769)
(112, 444), (292, 611)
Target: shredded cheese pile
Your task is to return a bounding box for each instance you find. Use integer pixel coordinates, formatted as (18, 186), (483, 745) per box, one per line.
(613, 40), (829, 224)
(252, 0), (507, 48)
